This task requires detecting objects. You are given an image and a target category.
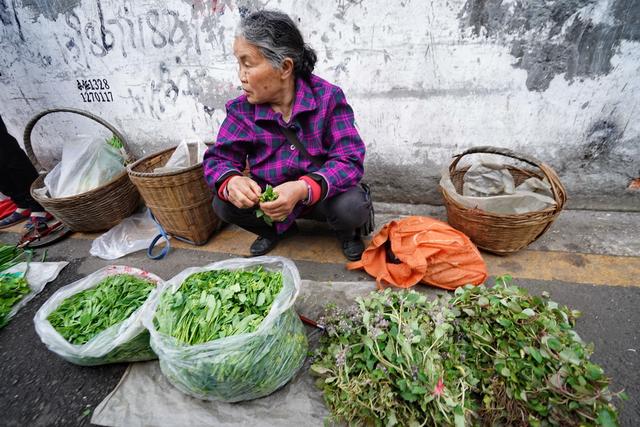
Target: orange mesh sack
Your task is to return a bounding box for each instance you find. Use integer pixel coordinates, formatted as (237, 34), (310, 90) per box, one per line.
(347, 216), (488, 290)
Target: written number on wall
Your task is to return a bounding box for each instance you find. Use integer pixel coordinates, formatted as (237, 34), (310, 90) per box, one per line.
(77, 78), (113, 102)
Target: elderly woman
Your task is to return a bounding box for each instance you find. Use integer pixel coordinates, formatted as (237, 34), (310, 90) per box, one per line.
(203, 10), (372, 261)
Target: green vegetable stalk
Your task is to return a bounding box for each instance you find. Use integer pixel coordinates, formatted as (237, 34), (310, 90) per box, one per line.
(255, 185), (278, 226)
(0, 243), (32, 272)
(151, 266), (308, 402)
(312, 277), (623, 427)
(0, 273), (30, 328)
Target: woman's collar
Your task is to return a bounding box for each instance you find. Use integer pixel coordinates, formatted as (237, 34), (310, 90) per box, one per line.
(253, 77), (317, 124)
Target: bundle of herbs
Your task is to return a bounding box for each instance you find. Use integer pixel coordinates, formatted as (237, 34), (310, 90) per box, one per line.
(255, 185), (278, 225)
(147, 261), (307, 402)
(36, 267), (160, 366)
(312, 277), (623, 426)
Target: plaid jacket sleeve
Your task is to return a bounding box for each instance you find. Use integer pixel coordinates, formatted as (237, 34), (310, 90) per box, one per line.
(203, 101), (252, 192)
(314, 87), (365, 199)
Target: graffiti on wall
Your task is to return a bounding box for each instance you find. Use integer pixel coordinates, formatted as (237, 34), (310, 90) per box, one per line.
(62, 6), (226, 59)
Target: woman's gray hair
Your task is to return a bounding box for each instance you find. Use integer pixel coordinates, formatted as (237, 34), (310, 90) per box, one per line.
(237, 10), (317, 79)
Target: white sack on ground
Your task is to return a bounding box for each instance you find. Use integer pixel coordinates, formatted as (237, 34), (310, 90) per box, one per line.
(90, 209), (160, 260)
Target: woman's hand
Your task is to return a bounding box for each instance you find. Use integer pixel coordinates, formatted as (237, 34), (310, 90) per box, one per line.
(260, 180), (308, 221)
(226, 176), (262, 209)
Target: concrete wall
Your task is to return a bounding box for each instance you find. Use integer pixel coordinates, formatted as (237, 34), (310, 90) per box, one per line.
(1, 0), (638, 210)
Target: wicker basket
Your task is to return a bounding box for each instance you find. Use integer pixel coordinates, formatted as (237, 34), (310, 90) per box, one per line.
(440, 146), (567, 255)
(127, 146), (220, 245)
(25, 108), (140, 232)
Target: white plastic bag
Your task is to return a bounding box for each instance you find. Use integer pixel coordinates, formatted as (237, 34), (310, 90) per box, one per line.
(90, 209), (161, 260)
(44, 136), (125, 198)
(154, 139), (207, 173)
(142, 256), (308, 402)
(462, 162), (515, 197)
(1, 261), (68, 327)
(440, 162), (557, 214)
(34, 265), (163, 366)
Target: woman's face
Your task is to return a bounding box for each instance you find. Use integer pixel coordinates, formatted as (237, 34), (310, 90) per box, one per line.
(233, 37), (285, 105)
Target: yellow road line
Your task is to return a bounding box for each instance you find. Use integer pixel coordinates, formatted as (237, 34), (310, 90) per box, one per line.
(3, 225), (639, 287)
(483, 251), (639, 288)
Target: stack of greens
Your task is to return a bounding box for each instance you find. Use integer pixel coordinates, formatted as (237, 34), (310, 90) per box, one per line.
(154, 267), (283, 344)
(255, 185), (278, 226)
(312, 277), (623, 426)
(48, 274), (154, 345)
(0, 244), (32, 328)
(151, 266), (308, 402)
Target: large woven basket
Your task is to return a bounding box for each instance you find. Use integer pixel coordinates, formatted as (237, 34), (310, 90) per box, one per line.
(440, 146), (567, 255)
(127, 146), (220, 245)
(25, 108), (140, 232)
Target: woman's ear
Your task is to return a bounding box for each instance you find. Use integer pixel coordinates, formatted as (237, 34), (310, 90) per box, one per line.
(280, 58), (294, 80)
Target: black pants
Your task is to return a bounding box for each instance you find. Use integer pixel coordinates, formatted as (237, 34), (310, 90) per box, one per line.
(213, 185), (371, 240)
(0, 116), (43, 212)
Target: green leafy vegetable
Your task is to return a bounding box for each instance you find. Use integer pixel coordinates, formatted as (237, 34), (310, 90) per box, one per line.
(255, 185), (278, 226)
(106, 135), (123, 149)
(152, 266), (308, 402)
(48, 274), (154, 345)
(0, 243), (32, 272)
(312, 277), (623, 426)
(106, 134), (131, 165)
(0, 273), (30, 328)
(154, 267), (283, 345)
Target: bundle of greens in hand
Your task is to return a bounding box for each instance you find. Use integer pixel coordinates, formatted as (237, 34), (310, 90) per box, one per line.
(256, 185), (279, 226)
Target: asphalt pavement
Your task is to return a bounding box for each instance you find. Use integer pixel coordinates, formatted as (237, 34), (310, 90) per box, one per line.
(0, 203), (638, 426)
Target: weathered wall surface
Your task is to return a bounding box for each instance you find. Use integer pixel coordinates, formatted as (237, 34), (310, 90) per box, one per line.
(1, 0), (638, 209)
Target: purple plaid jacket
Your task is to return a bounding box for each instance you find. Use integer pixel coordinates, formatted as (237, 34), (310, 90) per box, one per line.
(203, 74), (366, 233)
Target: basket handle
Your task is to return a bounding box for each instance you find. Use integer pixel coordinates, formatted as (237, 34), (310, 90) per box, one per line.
(449, 145), (567, 213)
(23, 108), (131, 173)
(450, 145), (544, 171)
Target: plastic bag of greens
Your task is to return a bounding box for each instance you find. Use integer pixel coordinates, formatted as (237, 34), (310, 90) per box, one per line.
(44, 136), (125, 198)
(1, 261), (68, 328)
(34, 265), (162, 366)
(142, 256), (308, 402)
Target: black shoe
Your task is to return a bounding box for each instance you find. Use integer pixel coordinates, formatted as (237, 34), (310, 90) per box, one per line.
(250, 235), (278, 256)
(341, 235), (365, 261)
(249, 223), (299, 257)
